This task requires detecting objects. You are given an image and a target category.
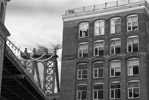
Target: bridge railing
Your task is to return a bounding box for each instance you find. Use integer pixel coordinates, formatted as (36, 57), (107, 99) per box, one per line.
(6, 39), (23, 60)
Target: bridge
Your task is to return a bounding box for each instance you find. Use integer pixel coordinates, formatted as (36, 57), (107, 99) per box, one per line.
(1, 39), (60, 100)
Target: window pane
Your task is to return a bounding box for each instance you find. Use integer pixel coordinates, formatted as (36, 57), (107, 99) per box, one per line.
(82, 91), (87, 99)
(128, 44), (132, 52)
(128, 82), (139, 88)
(128, 66), (133, 75)
(115, 67), (121, 76)
(111, 89), (114, 98)
(79, 22), (89, 37)
(111, 68), (114, 76)
(115, 89), (121, 98)
(98, 90), (103, 99)
(94, 84), (103, 89)
(129, 89), (133, 98)
(132, 22), (138, 30)
(94, 48), (98, 56)
(115, 24), (121, 33)
(78, 70), (82, 78)
(94, 91), (97, 99)
(134, 88), (139, 98)
(78, 91), (81, 99)
(99, 49), (104, 56)
(115, 46), (120, 54)
(82, 70), (87, 78)
(133, 43), (138, 52)
(78, 85), (87, 90)
(94, 69), (98, 78)
(111, 46), (114, 54)
(99, 69), (103, 77)
(133, 65), (139, 75)
(94, 62), (103, 68)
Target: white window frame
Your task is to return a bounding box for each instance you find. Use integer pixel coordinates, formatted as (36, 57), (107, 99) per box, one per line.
(110, 17), (121, 34)
(127, 14), (138, 31)
(78, 42), (88, 58)
(94, 20), (105, 36)
(127, 58), (139, 76)
(93, 83), (104, 100)
(77, 69), (88, 79)
(128, 80), (140, 99)
(93, 61), (104, 78)
(127, 36), (139, 53)
(77, 84), (87, 100)
(110, 38), (121, 54)
(79, 22), (89, 38)
(110, 81), (121, 99)
(110, 60), (121, 77)
(94, 40), (104, 56)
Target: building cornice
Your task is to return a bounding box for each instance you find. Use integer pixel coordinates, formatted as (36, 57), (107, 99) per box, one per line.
(63, 1), (149, 22)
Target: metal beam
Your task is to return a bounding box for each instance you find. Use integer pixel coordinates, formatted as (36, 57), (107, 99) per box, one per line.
(15, 79), (39, 100)
(3, 74), (25, 79)
(2, 85), (23, 100)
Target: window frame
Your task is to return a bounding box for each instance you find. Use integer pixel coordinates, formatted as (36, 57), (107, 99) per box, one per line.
(78, 42), (88, 58)
(110, 81), (121, 99)
(110, 17), (121, 34)
(128, 80), (140, 99)
(110, 60), (121, 77)
(110, 38), (121, 55)
(93, 61), (104, 78)
(77, 84), (87, 100)
(93, 83), (104, 100)
(94, 20), (105, 36)
(127, 36), (139, 53)
(94, 40), (105, 56)
(127, 58), (139, 76)
(77, 63), (88, 80)
(127, 14), (138, 31)
(79, 22), (89, 38)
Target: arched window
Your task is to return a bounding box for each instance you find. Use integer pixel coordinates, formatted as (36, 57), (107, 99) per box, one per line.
(77, 84), (87, 100)
(93, 61), (104, 78)
(93, 83), (104, 100)
(110, 60), (121, 77)
(110, 17), (121, 34)
(110, 81), (121, 99)
(77, 63), (88, 79)
(94, 20), (105, 36)
(127, 36), (139, 53)
(127, 14), (138, 31)
(127, 58), (139, 76)
(110, 38), (121, 54)
(79, 22), (89, 38)
(94, 40), (104, 56)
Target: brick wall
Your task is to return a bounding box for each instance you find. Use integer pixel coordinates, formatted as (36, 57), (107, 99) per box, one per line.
(61, 8), (149, 100)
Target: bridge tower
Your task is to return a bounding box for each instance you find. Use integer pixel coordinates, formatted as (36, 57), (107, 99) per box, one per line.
(21, 48), (60, 100)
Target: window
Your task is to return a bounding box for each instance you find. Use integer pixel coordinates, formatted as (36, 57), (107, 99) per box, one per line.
(110, 60), (121, 77)
(77, 63), (87, 79)
(77, 84), (87, 100)
(94, 20), (105, 36)
(79, 22), (89, 38)
(110, 17), (121, 34)
(127, 58), (139, 76)
(128, 80), (140, 98)
(78, 43), (88, 58)
(110, 82), (121, 99)
(94, 40), (104, 56)
(127, 36), (139, 53)
(93, 61), (104, 78)
(110, 38), (121, 54)
(127, 14), (138, 31)
(93, 83), (104, 100)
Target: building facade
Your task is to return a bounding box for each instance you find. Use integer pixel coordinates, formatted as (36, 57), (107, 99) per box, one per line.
(0, 0), (10, 95)
(61, 0), (149, 100)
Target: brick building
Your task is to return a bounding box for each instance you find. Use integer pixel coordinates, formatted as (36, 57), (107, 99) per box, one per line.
(0, 0), (10, 95)
(61, 0), (149, 100)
